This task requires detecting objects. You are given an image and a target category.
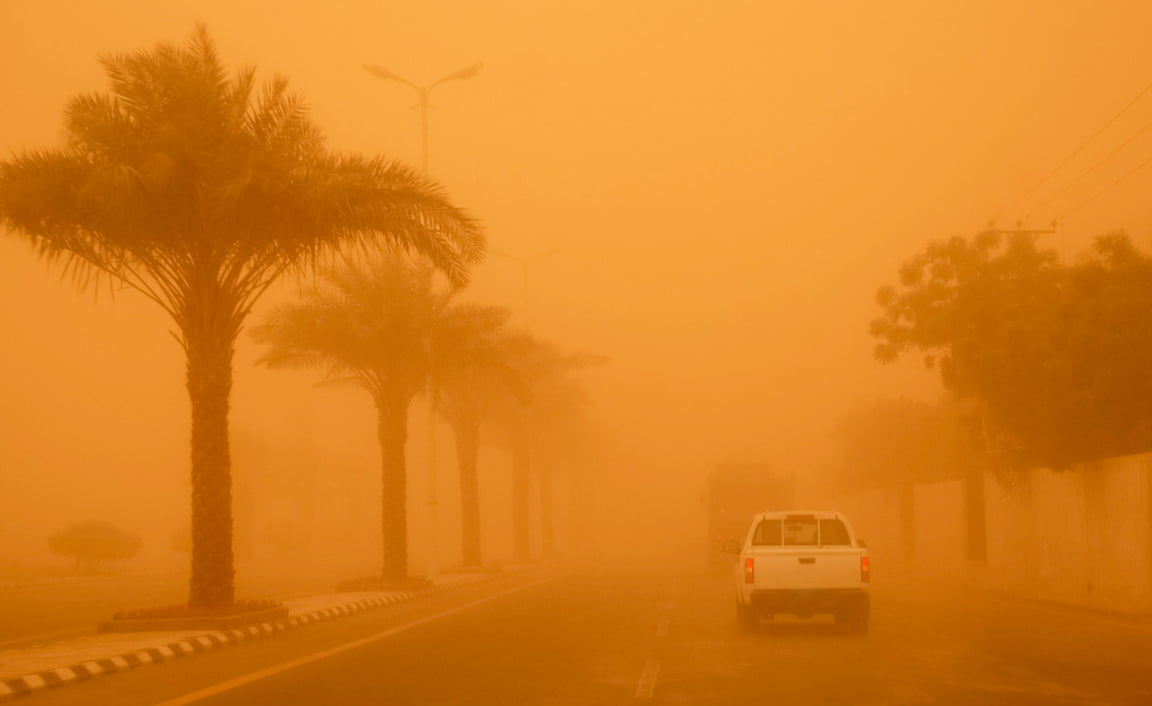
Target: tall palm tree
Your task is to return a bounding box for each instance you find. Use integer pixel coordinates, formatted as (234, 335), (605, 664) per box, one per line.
(0, 27), (482, 608)
(485, 336), (604, 560)
(432, 304), (523, 566)
(252, 254), (450, 582)
(526, 376), (595, 554)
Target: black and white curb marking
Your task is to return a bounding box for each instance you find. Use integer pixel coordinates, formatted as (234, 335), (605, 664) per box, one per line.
(0, 579), (473, 702)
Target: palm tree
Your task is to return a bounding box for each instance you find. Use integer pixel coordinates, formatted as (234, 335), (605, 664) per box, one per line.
(431, 304), (522, 567)
(526, 376), (595, 554)
(485, 336), (604, 560)
(252, 254), (451, 582)
(0, 27), (482, 608)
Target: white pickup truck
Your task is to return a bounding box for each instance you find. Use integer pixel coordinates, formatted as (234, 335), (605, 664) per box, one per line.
(724, 510), (870, 632)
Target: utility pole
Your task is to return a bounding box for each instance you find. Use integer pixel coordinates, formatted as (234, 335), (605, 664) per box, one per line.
(981, 221), (1060, 258)
(980, 221), (1057, 238)
(986, 219), (1055, 239)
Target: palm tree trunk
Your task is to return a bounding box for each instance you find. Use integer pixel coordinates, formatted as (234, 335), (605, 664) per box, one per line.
(185, 314), (236, 610)
(377, 396), (410, 580)
(538, 459), (554, 555)
(454, 419), (482, 566)
(568, 471), (585, 555)
(513, 440), (531, 561)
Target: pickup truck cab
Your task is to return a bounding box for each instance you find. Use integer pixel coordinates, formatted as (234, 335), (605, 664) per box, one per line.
(724, 510), (870, 632)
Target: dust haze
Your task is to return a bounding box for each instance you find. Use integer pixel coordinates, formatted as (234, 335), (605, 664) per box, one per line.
(2, 0), (1151, 635)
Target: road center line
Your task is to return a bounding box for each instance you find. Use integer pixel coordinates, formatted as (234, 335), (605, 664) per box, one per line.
(635, 660), (660, 699)
(655, 617), (670, 638)
(151, 576), (558, 706)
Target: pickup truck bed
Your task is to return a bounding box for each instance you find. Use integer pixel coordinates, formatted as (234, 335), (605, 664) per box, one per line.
(727, 510), (870, 632)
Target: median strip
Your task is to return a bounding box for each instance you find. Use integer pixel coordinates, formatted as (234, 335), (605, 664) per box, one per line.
(0, 575), (494, 703)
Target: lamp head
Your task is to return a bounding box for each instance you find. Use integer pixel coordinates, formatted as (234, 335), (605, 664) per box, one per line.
(445, 62), (484, 82)
(363, 64), (402, 81)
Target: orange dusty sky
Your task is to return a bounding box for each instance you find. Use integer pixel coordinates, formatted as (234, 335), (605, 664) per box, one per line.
(4, 1), (1152, 569)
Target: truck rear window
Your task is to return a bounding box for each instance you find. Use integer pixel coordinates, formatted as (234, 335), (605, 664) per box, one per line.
(752, 519), (782, 545)
(750, 518), (851, 546)
(819, 519), (851, 546)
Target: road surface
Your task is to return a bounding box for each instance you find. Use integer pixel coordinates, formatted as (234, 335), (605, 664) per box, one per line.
(18, 564), (1152, 705)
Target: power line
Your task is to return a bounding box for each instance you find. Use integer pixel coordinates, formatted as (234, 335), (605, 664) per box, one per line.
(993, 78), (1152, 224)
(1058, 152), (1152, 220)
(1026, 115), (1152, 221)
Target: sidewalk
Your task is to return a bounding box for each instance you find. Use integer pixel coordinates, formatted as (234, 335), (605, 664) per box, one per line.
(0, 573), (495, 703)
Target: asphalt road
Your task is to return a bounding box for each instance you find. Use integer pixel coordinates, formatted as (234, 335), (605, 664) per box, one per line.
(18, 564), (1152, 705)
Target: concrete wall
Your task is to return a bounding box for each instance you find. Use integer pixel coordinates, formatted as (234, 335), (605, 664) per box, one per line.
(828, 487), (901, 564)
(830, 453), (1152, 615)
(984, 454), (1152, 614)
(911, 479), (966, 577)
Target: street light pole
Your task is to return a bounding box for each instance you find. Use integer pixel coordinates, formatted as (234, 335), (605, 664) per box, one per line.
(363, 60), (481, 579)
(362, 62), (483, 173)
(491, 248), (560, 329)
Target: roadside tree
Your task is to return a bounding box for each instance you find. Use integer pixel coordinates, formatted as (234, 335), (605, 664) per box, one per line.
(432, 304), (523, 567)
(0, 27), (482, 608)
(253, 254), (452, 581)
(871, 230), (1152, 469)
(485, 335), (604, 558)
(49, 521), (141, 574)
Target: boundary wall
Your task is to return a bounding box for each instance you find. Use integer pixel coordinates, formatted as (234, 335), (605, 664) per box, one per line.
(830, 453), (1152, 615)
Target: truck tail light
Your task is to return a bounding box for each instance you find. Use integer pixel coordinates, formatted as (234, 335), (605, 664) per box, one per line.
(744, 557), (755, 584)
(860, 555), (870, 583)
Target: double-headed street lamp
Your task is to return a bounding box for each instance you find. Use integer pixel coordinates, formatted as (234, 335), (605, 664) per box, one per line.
(363, 60), (481, 579)
(362, 62), (483, 173)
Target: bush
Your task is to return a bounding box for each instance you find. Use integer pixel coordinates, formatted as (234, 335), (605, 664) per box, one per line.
(49, 521), (141, 574)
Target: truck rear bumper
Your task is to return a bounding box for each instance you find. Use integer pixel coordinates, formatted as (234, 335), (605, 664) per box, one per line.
(748, 588), (868, 618)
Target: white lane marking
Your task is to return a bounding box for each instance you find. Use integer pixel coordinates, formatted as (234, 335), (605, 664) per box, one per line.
(635, 660), (661, 699)
(150, 576), (558, 706)
(655, 618), (670, 638)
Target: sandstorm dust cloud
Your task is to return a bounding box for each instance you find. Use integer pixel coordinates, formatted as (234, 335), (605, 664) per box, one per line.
(3, 1), (1152, 579)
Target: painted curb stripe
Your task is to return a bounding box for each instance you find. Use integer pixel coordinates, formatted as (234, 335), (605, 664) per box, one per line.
(0, 576), (492, 703)
(151, 577), (555, 706)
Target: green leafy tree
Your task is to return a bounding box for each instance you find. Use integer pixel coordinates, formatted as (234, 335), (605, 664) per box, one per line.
(50, 521), (142, 574)
(832, 398), (978, 492)
(252, 254), (453, 581)
(0, 27), (481, 607)
(871, 231), (1152, 468)
(1059, 233), (1152, 459)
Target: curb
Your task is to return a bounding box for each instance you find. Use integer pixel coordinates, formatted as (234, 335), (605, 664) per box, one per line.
(0, 577), (476, 702)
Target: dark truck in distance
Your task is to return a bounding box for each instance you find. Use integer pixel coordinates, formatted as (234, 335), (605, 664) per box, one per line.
(725, 510), (870, 632)
(706, 463), (794, 571)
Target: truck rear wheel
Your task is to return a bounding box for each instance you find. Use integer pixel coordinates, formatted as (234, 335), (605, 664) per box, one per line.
(836, 601), (869, 634)
(737, 602), (758, 632)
